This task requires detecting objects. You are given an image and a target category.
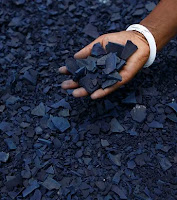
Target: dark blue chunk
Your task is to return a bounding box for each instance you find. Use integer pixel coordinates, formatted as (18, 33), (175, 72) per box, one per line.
(91, 42), (106, 57)
(103, 53), (117, 74)
(65, 58), (79, 75)
(73, 67), (86, 82)
(106, 42), (125, 57)
(51, 117), (70, 132)
(120, 40), (138, 60)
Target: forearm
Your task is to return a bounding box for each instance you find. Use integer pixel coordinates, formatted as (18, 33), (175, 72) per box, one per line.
(140, 0), (177, 51)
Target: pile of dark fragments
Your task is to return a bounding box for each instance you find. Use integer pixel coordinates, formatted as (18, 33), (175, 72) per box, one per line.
(0, 0), (177, 200)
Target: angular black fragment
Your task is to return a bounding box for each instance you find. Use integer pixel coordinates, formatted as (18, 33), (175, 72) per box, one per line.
(96, 54), (108, 66)
(65, 58), (79, 74)
(167, 102), (177, 113)
(79, 75), (100, 94)
(51, 99), (71, 110)
(102, 72), (122, 89)
(22, 180), (39, 198)
(4, 138), (16, 150)
(108, 153), (121, 166)
(83, 24), (99, 38)
(120, 40), (138, 60)
(147, 121), (163, 129)
(103, 53), (117, 74)
(122, 92), (137, 104)
(111, 185), (127, 199)
(106, 42), (124, 56)
(112, 172), (121, 185)
(73, 66), (86, 82)
(110, 118), (124, 133)
(85, 60), (97, 72)
(0, 152), (9, 162)
(5, 175), (23, 191)
(91, 42), (106, 57)
(42, 177), (61, 190)
(158, 156), (172, 171)
(30, 189), (42, 200)
(12, 0), (26, 5)
(116, 59), (126, 71)
(51, 116), (70, 132)
(31, 102), (45, 117)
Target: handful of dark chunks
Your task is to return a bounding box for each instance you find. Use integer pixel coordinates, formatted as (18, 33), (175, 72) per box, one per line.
(65, 40), (138, 94)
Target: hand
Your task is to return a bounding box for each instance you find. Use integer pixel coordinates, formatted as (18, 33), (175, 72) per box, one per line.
(59, 31), (150, 99)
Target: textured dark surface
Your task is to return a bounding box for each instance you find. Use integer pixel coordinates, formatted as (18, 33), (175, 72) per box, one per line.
(0, 0), (177, 199)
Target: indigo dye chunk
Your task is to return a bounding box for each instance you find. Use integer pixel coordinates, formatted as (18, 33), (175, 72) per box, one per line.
(116, 59), (126, 71)
(120, 40), (138, 60)
(73, 66), (86, 82)
(51, 117), (70, 132)
(65, 58), (79, 74)
(79, 75), (99, 94)
(91, 42), (106, 57)
(103, 53), (117, 74)
(97, 55), (108, 66)
(106, 42), (124, 56)
(108, 153), (121, 166)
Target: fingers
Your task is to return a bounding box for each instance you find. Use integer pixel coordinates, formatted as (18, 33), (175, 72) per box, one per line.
(72, 87), (89, 97)
(74, 35), (104, 59)
(58, 66), (70, 75)
(61, 80), (79, 89)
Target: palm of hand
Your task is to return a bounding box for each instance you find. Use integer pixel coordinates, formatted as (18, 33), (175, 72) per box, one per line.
(59, 31), (150, 99)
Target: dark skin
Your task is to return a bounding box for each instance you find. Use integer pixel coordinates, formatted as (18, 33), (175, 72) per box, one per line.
(59, 0), (177, 100)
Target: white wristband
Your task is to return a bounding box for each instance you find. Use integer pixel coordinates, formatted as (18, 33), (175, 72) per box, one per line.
(126, 24), (157, 68)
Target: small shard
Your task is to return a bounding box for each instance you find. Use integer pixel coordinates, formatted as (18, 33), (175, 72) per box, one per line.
(83, 24), (99, 38)
(103, 53), (117, 74)
(147, 121), (163, 129)
(167, 102), (177, 113)
(4, 138), (16, 150)
(95, 181), (105, 191)
(38, 138), (52, 146)
(0, 152), (9, 162)
(96, 54), (108, 66)
(158, 157), (172, 171)
(108, 153), (121, 166)
(51, 99), (71, 110)
(120, 40), (138, 60)
(112, 172), (121, 185)
(91, 42), (106, 57)
(6, 96), (20, 105)
(42, 177), (61, 190)
(73, 66), (86, 82)
(105, 42), (124, 56)
(116, 59), (126, 71)
(65, 58), (79, 74)
(101, 139), (110, 147)
(51, 116), (70, 132)
(111, 185), (127, 199)
(31, 102), (45, 117)
(22, 180), (39, 197)
(110, 118), (124, 133)
(79, 75), (99, 94)
(122, 92), (137, 104)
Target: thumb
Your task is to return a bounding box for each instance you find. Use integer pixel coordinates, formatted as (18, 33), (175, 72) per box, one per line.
(74, 35), (104, 59)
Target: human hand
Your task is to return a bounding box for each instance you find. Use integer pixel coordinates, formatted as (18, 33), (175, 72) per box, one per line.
(59, 31), (150, 99)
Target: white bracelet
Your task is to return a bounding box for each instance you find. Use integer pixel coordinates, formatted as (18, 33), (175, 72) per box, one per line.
(126, 24), (157, 68)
